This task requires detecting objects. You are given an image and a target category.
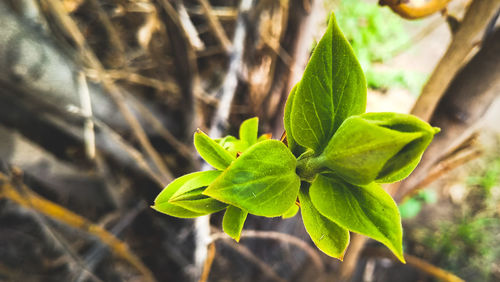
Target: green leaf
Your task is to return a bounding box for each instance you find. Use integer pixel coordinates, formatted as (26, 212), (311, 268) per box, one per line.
(194, 130), (236, 170)
(170, 170), (221, 199)
(170, 194), (227, 214)
(216, 135), (246, 157)
(289, 13), (366, 153)
(319, 114), (426, 185)
(239, 117), (259, 147)
(203, 140), (300, 217)
(309, 174), (405, 262)
(282, 203), (299, 219)
(299, 185), (350, 259)
(222, 205), (248, 241)
(360, 112), (439, 183)
(153, 172), (211, 218)
(169, 170), (227, 214)
(284, 84), (305, 157)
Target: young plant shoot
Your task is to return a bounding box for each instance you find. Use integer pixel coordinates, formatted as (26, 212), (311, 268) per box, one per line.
(152, 13), (439, 262)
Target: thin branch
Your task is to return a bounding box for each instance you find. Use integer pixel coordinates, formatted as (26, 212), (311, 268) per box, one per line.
(210, 230), (324, 273)
(66, 106), (165, 186)
(77, 71), (96, 160)
(103, 70), (181, 96)
(363, 247), (465, 282)
(125, 93), (195, 161)
(218, 239), (286, 282)
(177, 2), (206, 51)
(196, 0), (232, 52)
(41, 0), (173, 184)
(186, 6), (238, 21)
(198, 242), (216, 282)
(86, 0), (126, 66)
(409, 0), (500, 122)
(0, 172), (156, 282)
(402, 145), (482, 201)
(75, 202), (147, 282)
(208, 0), (254, 138)
(1, 171), (103, 282)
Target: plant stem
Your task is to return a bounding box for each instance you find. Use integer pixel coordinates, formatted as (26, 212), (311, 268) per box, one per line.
(296, 152), (325, 182)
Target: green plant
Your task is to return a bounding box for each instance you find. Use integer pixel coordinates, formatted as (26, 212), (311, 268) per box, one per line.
(399, 190), (437, 219)
(334, 0), (426, 94)
(152, 13), (439, 262)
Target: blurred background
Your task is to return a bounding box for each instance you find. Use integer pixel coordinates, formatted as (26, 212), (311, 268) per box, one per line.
(0, 0), (499, 281)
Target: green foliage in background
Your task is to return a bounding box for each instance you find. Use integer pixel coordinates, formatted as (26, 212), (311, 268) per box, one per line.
(335, 0), (427, 94)
(153, 13), (439, 262)
(399, 190), (437, 219)
(414, 155), (500, 281)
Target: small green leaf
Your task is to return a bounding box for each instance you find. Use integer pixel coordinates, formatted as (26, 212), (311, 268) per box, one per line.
(309, 174), (405, 262)
(170, 194), (227, 214)
(203, 140), (300, 217)
(239, 117), (259, 147)
(299, 185), (349, 259)
(153, 172), (210, 218)
(170, 170), (221, 200)
(169, 170), (227, 214)
(319, 114), (425, 185)
(222, 205), (248, 241)
(216, 135), (247, 157)
(282, 203), (299, 219)
(194, 130), (236, 170)
(257, 133), (272, 142)
(289, 13), (366, 153)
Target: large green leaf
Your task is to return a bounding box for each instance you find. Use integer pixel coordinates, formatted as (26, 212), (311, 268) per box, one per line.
(203, 140), (300, 217)
(222, 205), (248, 242)
(319, 113), (438, 185)
(239, 117), (259, 147)
(319, 114), (425, 185)
(289, 13), (366, 153)
(360, 112), (440, 183)
(284, 84), (305, 157)
(194, 130), (235, 170)
(169, 170), (227, 214)
(153, 172), (211, 218)
(299, 185), (349, 259)
(309, 174), (405, 262)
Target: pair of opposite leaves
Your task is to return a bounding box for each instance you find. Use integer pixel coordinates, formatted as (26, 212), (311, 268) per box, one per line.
(153, 13), (439, 262)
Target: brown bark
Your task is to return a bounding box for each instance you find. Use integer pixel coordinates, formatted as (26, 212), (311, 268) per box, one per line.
(395, 24), (500, 201)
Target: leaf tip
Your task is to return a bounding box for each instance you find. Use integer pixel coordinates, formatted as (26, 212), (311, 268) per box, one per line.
(433, 127), (441, 134)
(396, 252), (406, 264)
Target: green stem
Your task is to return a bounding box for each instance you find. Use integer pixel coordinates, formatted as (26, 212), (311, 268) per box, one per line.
(296, 153), (325, 182)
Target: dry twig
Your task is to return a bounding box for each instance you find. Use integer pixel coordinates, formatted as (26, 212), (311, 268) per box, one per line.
(41, 0), (173, 184)
(218, 239), (287, 282)
(402, 144), (482, 201)
(0, 172), (155, 282)
(198, 242), (216, 282)
(363, 247), (465, 282)
(210, 230), (325, 273)
(409, 0), (500, 122)
(196, 0), (232, 52)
